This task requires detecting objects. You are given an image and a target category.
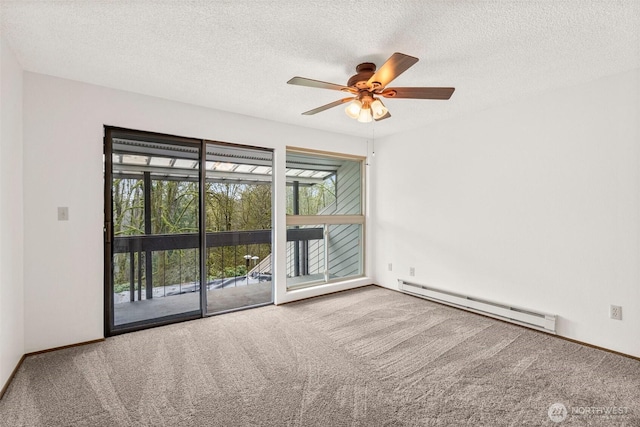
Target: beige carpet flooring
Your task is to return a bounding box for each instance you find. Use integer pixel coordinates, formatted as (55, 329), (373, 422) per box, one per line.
(1, 285), (639, 426)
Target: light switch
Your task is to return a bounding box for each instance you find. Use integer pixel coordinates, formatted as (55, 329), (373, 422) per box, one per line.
(58, 207), (69, 221)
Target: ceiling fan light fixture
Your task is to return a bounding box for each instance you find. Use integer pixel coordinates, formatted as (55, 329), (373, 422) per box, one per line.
(345, 99), (362, 119)
(287, 52), (454, 122)
(357, 104), (373, 123)
(370, 98), (388, 119)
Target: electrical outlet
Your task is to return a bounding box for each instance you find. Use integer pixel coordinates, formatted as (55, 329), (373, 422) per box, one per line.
(388, 263), (393, 271)
(409, 267), (415, 276)
(610, 305), (622, 320)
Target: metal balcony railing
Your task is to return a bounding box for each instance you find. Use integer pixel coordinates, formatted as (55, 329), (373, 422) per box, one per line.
(112, 228), (323, 301)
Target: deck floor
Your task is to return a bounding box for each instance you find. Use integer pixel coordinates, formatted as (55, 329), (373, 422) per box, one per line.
(114, 273), (327, 325)
(114, 281), (272, 325)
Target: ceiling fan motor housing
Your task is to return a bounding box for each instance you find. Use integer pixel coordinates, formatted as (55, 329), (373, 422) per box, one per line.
(348, 62), (377, 89)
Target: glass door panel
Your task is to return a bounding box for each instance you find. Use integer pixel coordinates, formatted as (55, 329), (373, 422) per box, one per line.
(107, 130), (202, 332)
(204, 143), (273, 313)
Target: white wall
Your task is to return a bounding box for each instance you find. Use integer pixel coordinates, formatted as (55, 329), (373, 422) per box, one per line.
(0, 36), (25, 387)
(22, 72), (370, 353)
(373, 68), (640, 357)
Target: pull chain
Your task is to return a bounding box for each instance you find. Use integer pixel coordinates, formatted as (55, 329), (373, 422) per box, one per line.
(372, 119), (376, 157)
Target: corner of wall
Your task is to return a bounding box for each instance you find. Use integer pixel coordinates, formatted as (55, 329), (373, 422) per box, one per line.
(0, 35), (25, 391)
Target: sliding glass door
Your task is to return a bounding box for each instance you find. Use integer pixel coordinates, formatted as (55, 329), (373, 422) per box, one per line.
(105, 128), (273, 335)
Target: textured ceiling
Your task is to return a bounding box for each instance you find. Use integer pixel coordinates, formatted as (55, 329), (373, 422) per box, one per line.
(1, 1), (639, 138)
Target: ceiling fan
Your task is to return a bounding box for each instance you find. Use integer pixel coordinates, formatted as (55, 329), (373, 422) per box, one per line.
(287, 52), (455, 123)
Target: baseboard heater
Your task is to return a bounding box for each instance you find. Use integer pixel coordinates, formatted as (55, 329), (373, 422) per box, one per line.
(398, 280), (557, 334)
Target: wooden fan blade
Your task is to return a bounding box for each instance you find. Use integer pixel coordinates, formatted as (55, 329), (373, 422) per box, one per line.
(367, 52), (419, 89)
(374, 111), (391, 121)
(381, 87), (455, 100)
(288, 77), (353, 92)
(302, 97), (354, 115)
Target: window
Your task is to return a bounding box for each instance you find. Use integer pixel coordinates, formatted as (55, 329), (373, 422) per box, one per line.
(285, 149), (365, 289)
